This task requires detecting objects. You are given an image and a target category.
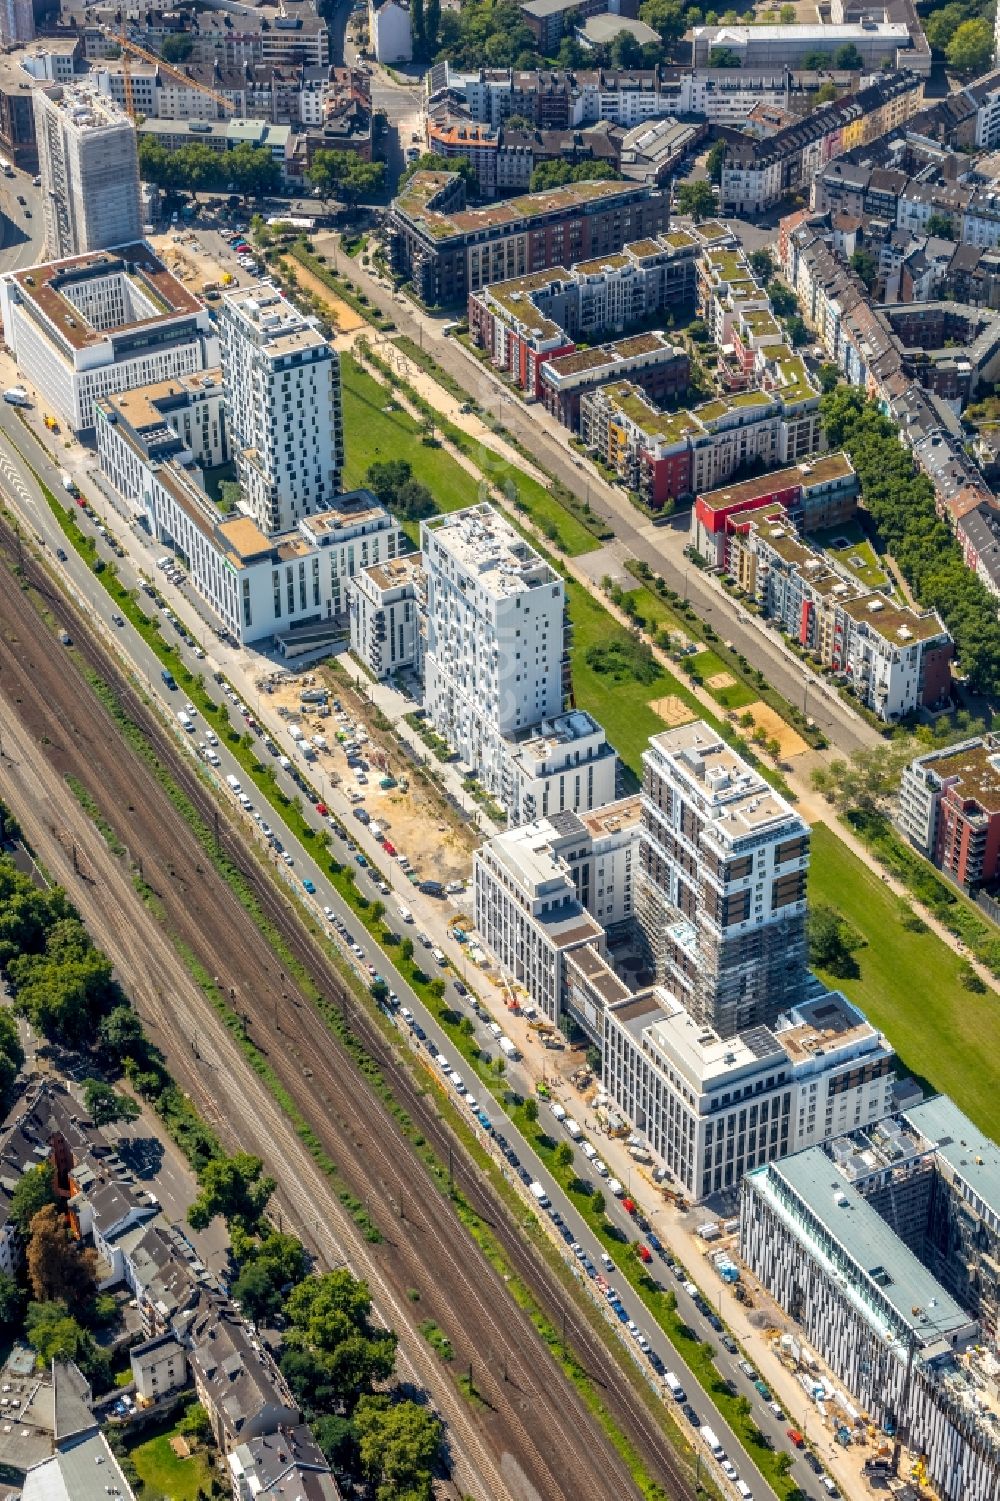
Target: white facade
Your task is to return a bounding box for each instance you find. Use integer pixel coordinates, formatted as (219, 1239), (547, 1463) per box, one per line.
(33, 82), (141, 260)
(97, 389), (400, 646)
(503, 711), (620, 829)
(473, 800), (641, 1020)
(348, 553), (423, 679)
(421, 503), (567, 791)
(369, 0), (412, 63)
(0, 246), (218, 432)
(604, 982), (894, 1201)
(219, 286), (343, 536)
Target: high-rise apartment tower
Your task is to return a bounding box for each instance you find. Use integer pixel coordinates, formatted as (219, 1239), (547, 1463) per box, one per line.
(219, 286), (343, 536)
(33, 83), (141, 259)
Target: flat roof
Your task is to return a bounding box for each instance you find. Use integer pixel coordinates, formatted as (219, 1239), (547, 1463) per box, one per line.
(396, 172), (652, 241)
(921, 738), (1000, 812)
(700, 452), (854, 511)
(645, 721), (804, 841)
(904, 1095), (1000, 1223)
(10, 243), (201, 353)
(775, 989), (877, 1064)
(580, 794), (642, 839)
(840, 592), (948, 645)
(752, 1148), (976, 1353)
(422, 503), (557, 596)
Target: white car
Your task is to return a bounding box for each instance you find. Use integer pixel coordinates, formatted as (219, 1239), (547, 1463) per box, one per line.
(721, 1461), (738, 1482)
(400, 1007), (413, 1024)
(205, 750), (220, 766)
(282, 851), (294, 866)
(323, 905), (335, 920)
(184, 701), (197, 715)
(205, 731), (218, 745)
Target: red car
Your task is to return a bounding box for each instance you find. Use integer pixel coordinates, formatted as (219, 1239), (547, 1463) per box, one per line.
(623, 1197), (637, 1216)
(316, 802), (328, 816)
(787, 1430), (804, 1449)
(637, 1244), (652, 1263)
(382, 839), (396, 856)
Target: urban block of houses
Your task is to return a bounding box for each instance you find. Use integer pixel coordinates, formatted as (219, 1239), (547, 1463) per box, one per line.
(689, 450), (859, 566)
(386, 169), (669, 308)
(741, 1096), (1000, 1501)
(0, 242), (218, 434)
(726, 501), (953, 720)
(0, 1077), (342, 1497)
(472, 720), (896, 1202)
(898, 734), (1000, 889)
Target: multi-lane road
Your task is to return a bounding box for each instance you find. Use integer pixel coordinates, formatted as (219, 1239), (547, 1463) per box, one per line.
(0, 401), (840, 1501)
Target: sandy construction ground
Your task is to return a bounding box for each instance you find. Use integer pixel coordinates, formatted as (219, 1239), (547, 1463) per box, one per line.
(742, 700), (809, 759)
(707, 671), (736, 691)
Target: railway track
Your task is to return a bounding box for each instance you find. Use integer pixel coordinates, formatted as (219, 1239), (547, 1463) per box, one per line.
(0, 518), (698, 1501)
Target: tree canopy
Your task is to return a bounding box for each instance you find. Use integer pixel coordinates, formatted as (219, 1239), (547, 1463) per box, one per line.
(10, 1164), (57, 1235)
(187, 1151), (275, 1232)
(25, 1206), (98, 1306)
(807, 904), (865, 979)
(283, 1270), (398, 1411)
(354, 1394), (443, 1501)
(675, 180), (717, 221)
(138, 137), (282, 197)
(81, 1078), (141, 1128)
(306, 151), (386, 204)
(946, 16), (993, 71)
(365, 460), (435, 522)
(230, 1225), (308, 1325)
(530, 159), (620, 191)
(399, 152), (478, 192)
(820, 387), (1000, 695)
(24, 1302), (110, 1389)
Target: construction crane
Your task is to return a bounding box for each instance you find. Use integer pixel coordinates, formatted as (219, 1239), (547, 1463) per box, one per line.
(101, 29), (239, 120)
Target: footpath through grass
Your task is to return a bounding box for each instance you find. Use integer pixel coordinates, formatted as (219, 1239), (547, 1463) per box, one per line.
(808, 822), (1000, 1141)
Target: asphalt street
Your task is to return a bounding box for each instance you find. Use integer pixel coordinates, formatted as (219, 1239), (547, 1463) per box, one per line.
(0, 169), (44, 274)
(0, 403), (835, 1501)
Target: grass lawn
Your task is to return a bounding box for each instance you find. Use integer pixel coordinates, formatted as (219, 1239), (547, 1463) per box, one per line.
(811, 520), (891, 593)
(341, 355), (482, 533)
(687, 649), (758, 710)
(619, 584), (691, 641)
(341, 356), (599, 556)
(566, 578), (706, 778)
(807, 822), (999, 1141)
(129, 1430), (213, 1501)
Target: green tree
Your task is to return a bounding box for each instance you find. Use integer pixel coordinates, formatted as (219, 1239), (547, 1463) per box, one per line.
(802, 49), (831, 66)
(676, 180), (717, 221)
(849, 248), (877, 291)
(749, 248), (774, 283)
(817, 362), (840, 392)
(187, 1152), (275, 1232)
(400, 938), (414, 963)
(24, 1302), (110, 1388)
(784, 314), (809, 346)
(97, 1004), (145, 1067)
(706, 139), (727, 184)
(354, 1395), (443, 1501)
(708, 45), (741, 65)
(425, 0), (441, 52)
(946, 16), (993, 71)
(399, 152), (477, 192)
(590, 1190), (605, 1217)
(639, 0), (688, 42)
(10, 918), (116, 1046)
(926, 211), (956, 239)
(229, 142), (282, 199)
(609, 28), (644, 67)
(523, 1097), (539, 1124)
(779, 3), (795, 18)
(0, 1272), (19, 1327)
(285, 1271), (398, 1409)
(810, 741), (913, 815)
(82, 1079), (141, 1128)
(925, 1), (965, 52)
(813, 80), (839, 105)
(307, 151), (386, 204)
(159, 33), (194, 62)
(807, 904), (865, 979)
(769, 282), (797, 317)
(411, 0), (425, 54)
(555, 1141), (573, 1168)
(10, 1163), (58, 1234)
(0, 1008), (22, 1111)
(835, 42), (862, 67)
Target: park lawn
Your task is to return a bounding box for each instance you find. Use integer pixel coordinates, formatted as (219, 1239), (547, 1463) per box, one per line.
(129, 1430), (213, 1501)
(619, 584), (691, 641)
(566, 577), (706, 776)
(341, 355), (599, 556)
(807, 822), (1000, 1142)
(688, 649), (758, 710)
(340, 355), (482, 531)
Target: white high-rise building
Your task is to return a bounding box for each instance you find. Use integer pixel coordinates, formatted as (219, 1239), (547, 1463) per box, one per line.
(420, 503), (618, 821)
(219, 286), (343, 537)
(33, 83), (141, 259)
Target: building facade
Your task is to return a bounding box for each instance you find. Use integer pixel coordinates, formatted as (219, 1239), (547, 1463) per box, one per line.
(33, 83), (141, 259)
(219, 287), (343, 535)
(897, 736), (1000, 887)
(348, 553), (424, 680)
(0, 244), (217, 433)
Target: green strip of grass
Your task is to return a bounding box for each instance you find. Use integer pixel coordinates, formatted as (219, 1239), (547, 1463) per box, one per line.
(65, 774), (126, 855)
(808, 821), (1000, 1141)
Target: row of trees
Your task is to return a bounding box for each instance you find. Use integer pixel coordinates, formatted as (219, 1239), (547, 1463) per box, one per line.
(820, 386), (1000, 695)
(138, 136), (282, 198)
(305, 151), (385, 205)
(366, 459), (435, 522)
(530, 159), (620, 191)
